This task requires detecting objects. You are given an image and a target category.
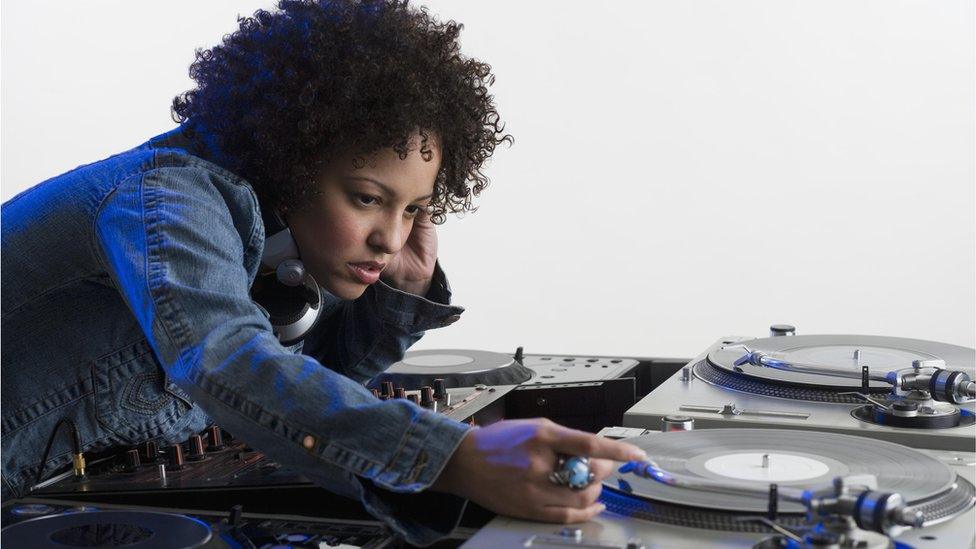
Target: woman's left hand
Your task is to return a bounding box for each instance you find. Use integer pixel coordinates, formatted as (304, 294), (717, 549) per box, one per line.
(383, 210), (437, 296)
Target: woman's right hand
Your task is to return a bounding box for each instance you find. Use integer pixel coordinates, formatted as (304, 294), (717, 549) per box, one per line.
(431, 418), (647, 522)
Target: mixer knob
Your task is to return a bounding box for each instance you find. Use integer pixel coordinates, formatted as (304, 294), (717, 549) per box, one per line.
(165, 444), (185, 470)
(187, 435), (206, 461)
(407, 394), (420, 405)
(371, 388), (381, 399)
(143, 440), (159, 463)
(381, 381), (395, 399)
(420, 386), (435, 408)
(433, 379), (447, 399)
(123, 449), (141, 472)
(206, 426), (224, 451)
(394, 387), (406, 399)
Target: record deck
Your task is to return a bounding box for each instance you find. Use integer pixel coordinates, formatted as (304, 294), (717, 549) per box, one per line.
(463, 428), (976, 548)
(623, 329), (976, 451)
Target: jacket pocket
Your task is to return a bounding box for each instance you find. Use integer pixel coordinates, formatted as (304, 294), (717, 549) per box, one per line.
(92, 339), (192, 443)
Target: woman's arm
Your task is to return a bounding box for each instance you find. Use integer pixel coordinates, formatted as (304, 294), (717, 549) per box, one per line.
(300, 261), (462, 383)
(94, 163), (471, 544)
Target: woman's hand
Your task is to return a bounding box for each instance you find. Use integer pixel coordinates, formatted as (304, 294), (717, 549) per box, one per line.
(432, 418), (647, 523)
(383, 210), (437, 296)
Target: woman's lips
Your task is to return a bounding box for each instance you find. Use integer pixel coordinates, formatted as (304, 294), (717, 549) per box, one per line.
(347, 262), (384, 284)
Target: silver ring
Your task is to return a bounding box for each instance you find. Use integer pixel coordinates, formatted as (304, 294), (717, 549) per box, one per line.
(548, 454), (595, 490)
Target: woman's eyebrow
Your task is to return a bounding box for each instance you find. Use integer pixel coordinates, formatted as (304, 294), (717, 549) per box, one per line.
(342, 176), (432, 202)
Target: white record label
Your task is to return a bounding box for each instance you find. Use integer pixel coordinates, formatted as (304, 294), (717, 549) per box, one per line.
(402, 354), (475, 367)
(702, 452), (830, 482)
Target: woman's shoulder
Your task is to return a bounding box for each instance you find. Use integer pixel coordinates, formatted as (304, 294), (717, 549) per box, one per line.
(143, 126), (251, 190)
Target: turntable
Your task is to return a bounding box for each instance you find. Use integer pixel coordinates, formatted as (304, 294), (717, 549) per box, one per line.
(462, 428), (976, 548)
(623, 328), (976, 451)
(369, 348), (643, 432)
(0, 502), (399, 548)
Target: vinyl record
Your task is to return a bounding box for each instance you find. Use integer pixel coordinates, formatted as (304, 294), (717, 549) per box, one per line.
(707, 335), (975, 390)
(608, 429), (957, 514)
(368, 349), (534, 390)
(1, 510), (212, 549)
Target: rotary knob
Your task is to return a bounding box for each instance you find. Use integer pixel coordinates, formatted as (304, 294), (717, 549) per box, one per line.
(394, 387), (406, 399)
(407, 394), (420, 405)
(433, 379), (447, 400)
(206, 426), (224, 451)
(420, 386), (435, 408)
(123, 449), (141, 472)
(142, 440), (159, 463)
(165, 444), (185, 471)
(381, 381), (395, 399)
(187, 435), (206, 461)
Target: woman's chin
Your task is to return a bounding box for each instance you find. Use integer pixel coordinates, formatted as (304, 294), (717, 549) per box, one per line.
(318, 277), (368, 301)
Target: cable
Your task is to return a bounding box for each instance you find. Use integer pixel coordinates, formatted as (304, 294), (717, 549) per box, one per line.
(34, 417), (85, 487)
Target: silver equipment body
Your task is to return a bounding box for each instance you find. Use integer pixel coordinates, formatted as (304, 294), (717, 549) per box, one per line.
(622, 334), (976, 452)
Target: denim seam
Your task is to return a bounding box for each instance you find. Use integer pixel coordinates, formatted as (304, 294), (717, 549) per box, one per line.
(89, 166), (154, 275)
(0, 388), (93, 440)
(120, 373), (172, 414)
(343, 306), (385, 378)
(90, 340), (162, 436)
(240, 184), (263, 263)
(188, 370), (385, 474)
(0, 375), (95, 432)
(142, 172), (193, 349)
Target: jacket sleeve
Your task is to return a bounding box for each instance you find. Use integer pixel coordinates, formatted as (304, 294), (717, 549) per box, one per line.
(93, 165), (471, 545)
(302, 261), (464, 384)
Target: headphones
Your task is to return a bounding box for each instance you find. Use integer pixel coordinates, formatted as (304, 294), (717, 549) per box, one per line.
(252, 210), (323, 346)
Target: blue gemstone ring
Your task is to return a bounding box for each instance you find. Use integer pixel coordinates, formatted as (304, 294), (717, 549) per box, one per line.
(548, 455), (595, 490)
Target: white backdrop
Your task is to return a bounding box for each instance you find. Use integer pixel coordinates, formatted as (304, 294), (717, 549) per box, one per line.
(3, 1), (973, 358)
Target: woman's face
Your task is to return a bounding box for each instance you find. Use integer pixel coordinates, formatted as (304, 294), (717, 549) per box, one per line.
(286, 136), (440, 300)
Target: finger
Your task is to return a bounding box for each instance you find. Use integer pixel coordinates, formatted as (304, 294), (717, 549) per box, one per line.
(535, 502), (606, 524)
(538, 469), (605, 509)
(588, 458), (616, 482)
(548, 427), (646, 462)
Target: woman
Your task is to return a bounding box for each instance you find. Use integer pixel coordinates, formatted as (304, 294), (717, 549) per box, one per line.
(1, 1), (645, 544)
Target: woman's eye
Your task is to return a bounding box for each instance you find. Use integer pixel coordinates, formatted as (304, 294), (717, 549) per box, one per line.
(405, 205), (421, 216)
(355, 194), (379, 206)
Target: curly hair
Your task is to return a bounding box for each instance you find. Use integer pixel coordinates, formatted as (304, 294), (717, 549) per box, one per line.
(172, 0), (511, 222)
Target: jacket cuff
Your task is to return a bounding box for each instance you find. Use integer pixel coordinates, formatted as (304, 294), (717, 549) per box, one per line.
(370, 261), (464, 333)
(372, 406), (472, 490)
(358, 410), (472, 545)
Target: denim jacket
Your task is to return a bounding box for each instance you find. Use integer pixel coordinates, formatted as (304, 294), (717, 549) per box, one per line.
(0, 127), (471, 545)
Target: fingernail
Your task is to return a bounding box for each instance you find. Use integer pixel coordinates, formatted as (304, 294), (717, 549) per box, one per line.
(596, 503), (607, 513)
(630, 450), (647, 461)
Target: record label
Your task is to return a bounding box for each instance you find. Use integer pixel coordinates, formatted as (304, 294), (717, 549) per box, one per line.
(701, 452), (830, 482)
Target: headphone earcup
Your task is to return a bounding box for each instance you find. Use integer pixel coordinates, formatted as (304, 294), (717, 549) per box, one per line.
(276, 258), (306, 286)
(251, 272), (322, 346)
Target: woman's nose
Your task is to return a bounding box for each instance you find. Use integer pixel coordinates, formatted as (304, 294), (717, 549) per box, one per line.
(367, 219), (405, 255)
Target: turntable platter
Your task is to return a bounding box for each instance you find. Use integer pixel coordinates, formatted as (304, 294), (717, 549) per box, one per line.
(608, 429), (959, 514)
(0, 510), (212, 548)
(707, 335), (976, 390)
(368, 349), (534, 390)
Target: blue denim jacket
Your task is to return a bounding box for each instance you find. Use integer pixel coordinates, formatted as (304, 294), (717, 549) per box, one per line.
(0, 127), (471, 545)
